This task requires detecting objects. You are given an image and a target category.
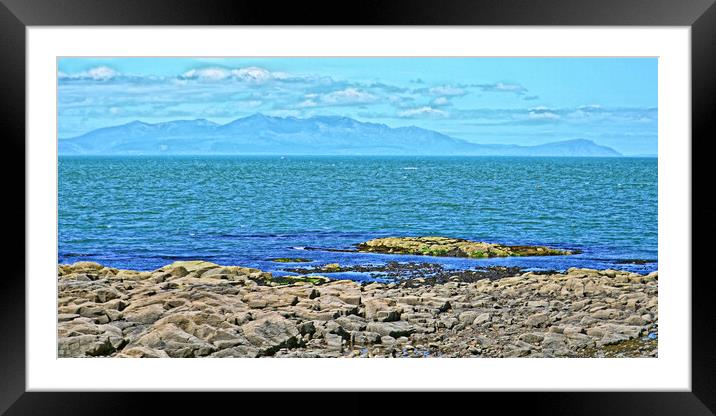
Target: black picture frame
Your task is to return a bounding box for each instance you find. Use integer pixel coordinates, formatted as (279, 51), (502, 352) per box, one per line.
(2, 0), (714, 414)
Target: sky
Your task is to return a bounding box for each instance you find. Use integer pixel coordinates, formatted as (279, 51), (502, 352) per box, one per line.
(58, 57), (658, 155)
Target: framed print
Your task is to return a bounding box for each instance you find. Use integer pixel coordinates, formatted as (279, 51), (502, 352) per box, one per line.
(3, 0), (716, 414)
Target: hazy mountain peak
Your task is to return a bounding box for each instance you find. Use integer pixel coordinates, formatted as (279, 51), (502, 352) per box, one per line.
(59, 115), (622, 157)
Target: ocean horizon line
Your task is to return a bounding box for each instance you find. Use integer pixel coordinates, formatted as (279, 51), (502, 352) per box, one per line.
(57, 153), (655, 158)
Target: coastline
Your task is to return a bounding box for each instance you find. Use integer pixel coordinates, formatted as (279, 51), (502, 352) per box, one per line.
(58, 259), (658, 358)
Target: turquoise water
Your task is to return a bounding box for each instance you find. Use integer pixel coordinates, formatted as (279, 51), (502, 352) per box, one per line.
(58, 156), (658, 278)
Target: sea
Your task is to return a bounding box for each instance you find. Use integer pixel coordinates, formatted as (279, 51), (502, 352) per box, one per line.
(58, 156), (658, 281)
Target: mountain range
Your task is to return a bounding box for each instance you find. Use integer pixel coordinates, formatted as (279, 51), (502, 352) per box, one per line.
(58, 114), (622, 157)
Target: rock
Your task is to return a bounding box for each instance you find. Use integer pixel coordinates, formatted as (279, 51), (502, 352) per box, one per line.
(335, 315), (367, 332)
(375, 310), (401, 322)
(116, 346), (170, 358)
(70, 261), (104, 271)
(351, 331), (381, 345)
(320, 280), (362, 305)
(591, 309), (621, 320)
(380, 336), (397, 346)
(525, 312), (550, 327)
(58, 313), (80, 322)
(504, 346), (532, 357)
(541, 333), (568, 353)
(107, 270), (141, 281)
(298, 321), (317, 336)
(123, 304), (165, 324)
(209, 346), (260, 358)
(58, 324), (126, 358)
(324, 321), (351, 340)
(571, 299), (590, 311)
(566, 333), (595, 349)
(598, 332), (631, 346)
(519, 333), (545, 344)
(396, 296), (421, 306)
(326, 333), (344, 352)
(241, 313), (301, 356)
(527, 300), (549, 308)
(586, 327), (606, 338)
(458, 311), (479, 324)
(364, 298), (401, 322)
(57, 261), (657, 358)
(563, 325), (584, 336)
(439, 317), (458, 329)
(601, 324), (643, 338)
(625, 315), (645, 326)
(357, 236), (572, 258)
(131, 323), (216, 357)
(473, 313), (491, 325)
(59, 280), (124, 303)
(162, 260), (219, 275)
(366, 321), (416, 338)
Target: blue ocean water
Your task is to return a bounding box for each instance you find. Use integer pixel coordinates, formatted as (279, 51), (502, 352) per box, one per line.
(58, 156), (658, 279)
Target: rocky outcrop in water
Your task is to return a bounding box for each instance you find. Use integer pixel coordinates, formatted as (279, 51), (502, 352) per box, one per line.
(357, 236), (573, 258)
(58, 260), (657, 358)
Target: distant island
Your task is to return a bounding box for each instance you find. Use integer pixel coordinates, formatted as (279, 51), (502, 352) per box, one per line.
(58, 114), (622, 157)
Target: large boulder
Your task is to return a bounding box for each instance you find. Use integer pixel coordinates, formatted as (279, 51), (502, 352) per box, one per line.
(365, 321), (416, 338)
(115, 346), (170, 358)
(364, 298), (401, 322)
(240, 313), (301, 356)
(130, 323), (217, 357)
(159, 260), (220, 276)
(57, 319), (126, 357)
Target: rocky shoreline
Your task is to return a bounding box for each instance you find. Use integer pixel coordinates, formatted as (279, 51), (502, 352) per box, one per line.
(58, 260), (658, 358)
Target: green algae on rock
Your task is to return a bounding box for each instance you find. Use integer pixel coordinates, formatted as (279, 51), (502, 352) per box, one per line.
(268, 274), (330, 285)
(357, 236), (573, 258)
(271, 258), (313, 263)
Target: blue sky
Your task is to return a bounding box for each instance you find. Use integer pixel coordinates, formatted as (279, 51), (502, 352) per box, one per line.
(58, 57), (657, 155)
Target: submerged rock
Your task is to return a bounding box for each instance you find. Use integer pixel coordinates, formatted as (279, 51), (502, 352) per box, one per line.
(357, 236), (573, 258)
(270, 258), (313, 263)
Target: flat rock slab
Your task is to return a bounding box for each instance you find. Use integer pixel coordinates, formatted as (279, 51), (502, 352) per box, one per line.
(241, 313), (301, 356)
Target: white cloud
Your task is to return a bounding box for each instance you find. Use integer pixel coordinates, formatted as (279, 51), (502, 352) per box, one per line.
(297, 99), (318, 108)
(432, 96), (450, 106)
(569, 105), (609, 120)
(182, 67), (231, 81)
(320, 88), (378, 105)
(231, 67), (272, 82)
(181, 66), (291, 83)
(528, 109), (560, 120)
(59, 66), (119, 81)
(239, 100), (263, 108)
(398, 106), (448, 118)
(476, 82), (528, 95)
(493, 82), (525, 92)
(428, 85), (466, 96)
